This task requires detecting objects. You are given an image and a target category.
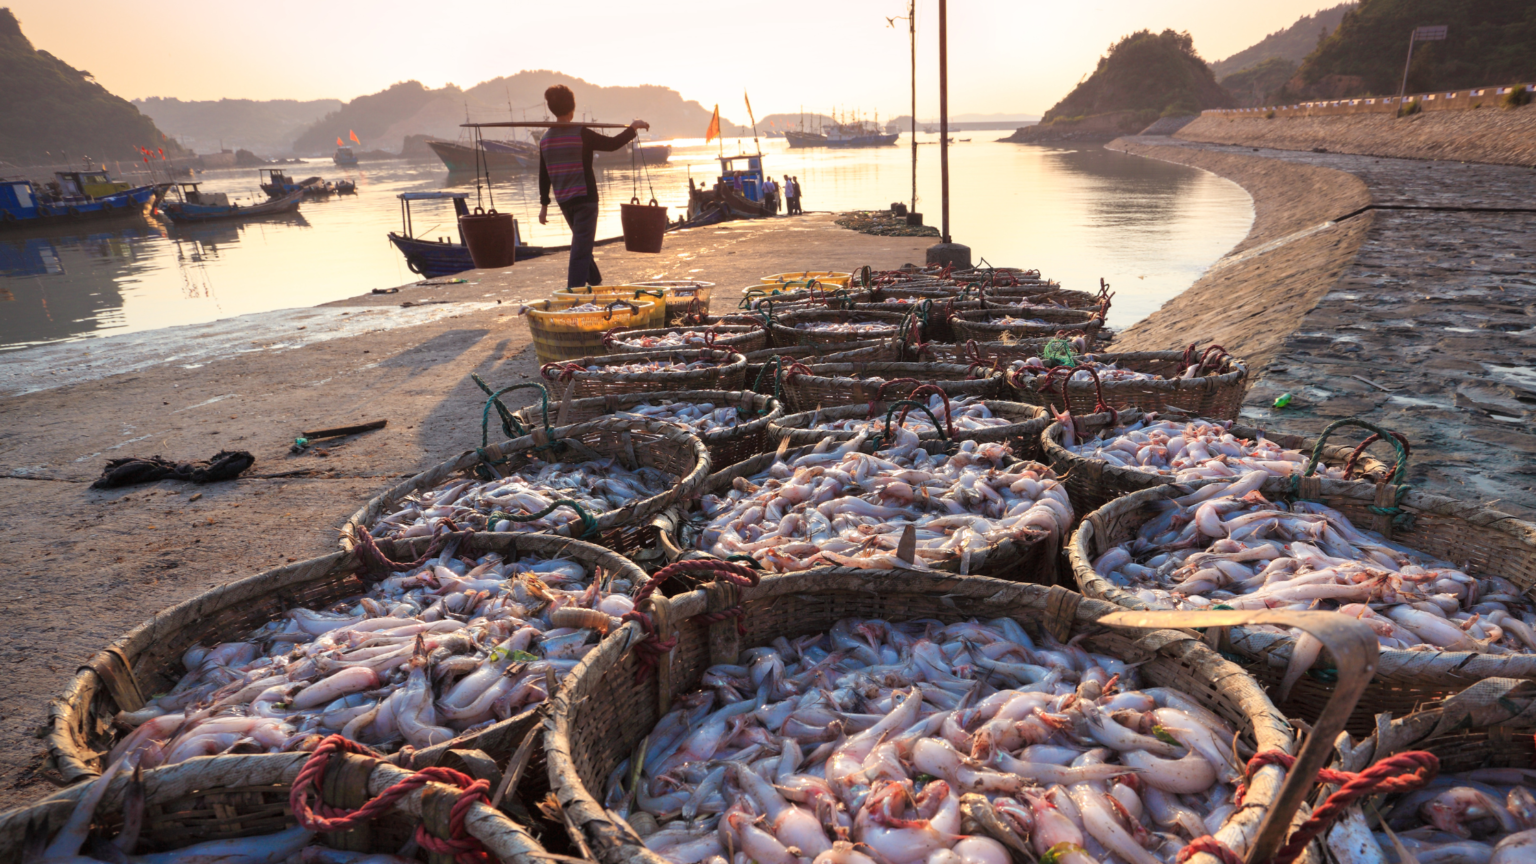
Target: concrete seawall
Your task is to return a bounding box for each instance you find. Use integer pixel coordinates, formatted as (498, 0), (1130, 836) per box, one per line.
(1177, 103), (1536, 166)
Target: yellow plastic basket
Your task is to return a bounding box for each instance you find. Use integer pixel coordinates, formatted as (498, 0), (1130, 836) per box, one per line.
(550, 285), (668, 328)
(761, 270), (852, 286)
(525, 297), (658, 364)
(630, 280), (715, 323)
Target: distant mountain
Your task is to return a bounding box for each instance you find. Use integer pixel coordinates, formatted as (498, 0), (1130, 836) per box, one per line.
(1221, 57), (1300, 108)
(290, 72), (748, 155)
(1006, 29), (1232, 141)
(134, 97), (342, 156)
(0, 7), (183, 167)
(1279, 0), (1536, 101)
(1210, 4), (1354, 80)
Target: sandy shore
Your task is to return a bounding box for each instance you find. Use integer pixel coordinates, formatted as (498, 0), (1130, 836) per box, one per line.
(0, 213), (935, 808)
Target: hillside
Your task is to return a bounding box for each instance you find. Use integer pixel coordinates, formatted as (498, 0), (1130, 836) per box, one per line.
(291, 72), (747, 154)
(1281, 0), (1536, 100)
(1210, 4), (1354, 79)
(1221, 57), (1302, 107)
(1007, 29), (1232, 141)
(0, 7), (182, 167)
(134, 97), (341, 156)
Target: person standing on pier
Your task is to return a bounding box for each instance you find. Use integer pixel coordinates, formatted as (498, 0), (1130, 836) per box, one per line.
(762, 175), (779, 215)
(792, 176), (805, 213)
(784, 175), (800, 215)
(537, 84), (648, 287)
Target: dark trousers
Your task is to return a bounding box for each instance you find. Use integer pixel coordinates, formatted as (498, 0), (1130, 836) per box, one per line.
(788, 195), (800, 215)
(559, 198), (602, 288)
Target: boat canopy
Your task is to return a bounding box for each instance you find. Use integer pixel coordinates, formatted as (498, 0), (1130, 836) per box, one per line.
(398, 191), (470, 201)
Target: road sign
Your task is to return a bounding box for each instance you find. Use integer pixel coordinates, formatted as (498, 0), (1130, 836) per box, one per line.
(1413, 25), (1447, 41)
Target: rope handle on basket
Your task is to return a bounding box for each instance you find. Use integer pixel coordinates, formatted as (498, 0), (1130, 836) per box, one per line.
(489, 498), (596, 538)
(1036, 365), (1116, 425)
(604, 299), (639, 320)
(290, 735), (495, 864)
(1302, 418), (1410, 486)
(476, 379), (551, 448)
(902, 384), (956, 438)
(878, 399), (950, 448)
(1175, 750), (1438, 864)
(868, 377), (923, 416)
(621, 560), (761, 681)
(1343, 430), (1411, 481)
(540, 362), (586, 384)
(352, 522), (455, 579)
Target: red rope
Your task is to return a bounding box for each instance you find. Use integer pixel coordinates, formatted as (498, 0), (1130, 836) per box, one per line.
(900, 384), (956, 438)
(1198, 344), (1231, 373)
(540, 362), (585, 383)
(619, 560), (761, 681)
(1175, 749), (1438, 864)
(290, 736), (494, 864)
(352, 523), (454, 580)
(870, 377), (923, 418)
(1343, 431), (1411, 480)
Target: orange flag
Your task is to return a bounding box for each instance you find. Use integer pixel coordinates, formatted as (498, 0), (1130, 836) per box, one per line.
(337, 136), (345, 147)
(349, 130), (360, 144)
(705, 105), (720, 143)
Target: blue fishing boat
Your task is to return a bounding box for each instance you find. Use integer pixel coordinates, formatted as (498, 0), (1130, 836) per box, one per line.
(334, 146), (359, 166)
(158, 184), (304, 223)
(0, 176), (162, 231)
(387, 191), (543, 278)
(687, 154), (772, 220)
(259, 169), (336, 199)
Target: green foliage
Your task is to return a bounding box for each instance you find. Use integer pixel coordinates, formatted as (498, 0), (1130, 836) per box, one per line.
(291, 81), (440, 153)
(1210, 3), (1355, 79)
(0, 7), (183, 166)
(1220, 57), (1300, 107)
(1399, 98), (1423, 115)
(135, 97), (342, 155)
(1504, 86), (1534, 108)
(1288, 0), (1536, 98)
(1041, 29), (1234, 124)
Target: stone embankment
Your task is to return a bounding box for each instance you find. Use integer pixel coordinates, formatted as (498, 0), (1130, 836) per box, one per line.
(1113, 135), (1536, 519)
(1178, 102), (1536, 166)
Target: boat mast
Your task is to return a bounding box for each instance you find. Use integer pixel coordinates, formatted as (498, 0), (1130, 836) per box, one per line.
(909, 0), (917, 214)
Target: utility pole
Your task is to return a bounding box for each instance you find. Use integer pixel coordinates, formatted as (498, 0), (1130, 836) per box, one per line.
(908, 0), (917, 217)
(1398, 25), (1447, 105)
(926, 0), (971, 268)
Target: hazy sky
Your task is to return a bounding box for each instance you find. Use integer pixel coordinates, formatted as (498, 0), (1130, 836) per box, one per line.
(12, 1), (1339, 118)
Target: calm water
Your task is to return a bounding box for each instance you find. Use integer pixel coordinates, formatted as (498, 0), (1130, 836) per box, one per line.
(0, 134), (1251, 352)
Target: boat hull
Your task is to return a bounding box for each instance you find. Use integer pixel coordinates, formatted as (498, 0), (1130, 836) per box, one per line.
(388, 233), (545, 277)
(783, 130), (827, 148)
(0, 184), (161, 231)
(825, 133), (900, 148)
(427, 140), (535, 172)
(160, 190), (304, 223)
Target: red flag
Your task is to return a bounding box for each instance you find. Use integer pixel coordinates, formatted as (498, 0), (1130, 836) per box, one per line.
(158, 148), (164, 158)
(349, 129), (360, 144)
(705, 105), (721, 143)
(337, 136), (345, 147)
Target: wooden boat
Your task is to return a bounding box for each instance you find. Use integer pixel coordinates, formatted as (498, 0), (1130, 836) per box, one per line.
(259, 169), (334, 199)
(387, 191), (543, 278)
(158, 185), (304, 223)
(333, 146), (359, 166)
(0, 174), (163, 231)
(784, 129), (827, 148)
(595, 143), (672, 166)
(427, 139), (534, 172)
(335, 179), (358, 194)
(687, 154), (772, 221)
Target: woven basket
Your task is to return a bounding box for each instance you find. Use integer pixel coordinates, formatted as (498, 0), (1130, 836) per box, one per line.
(687, 443), (1062, 581)
(778, 360), (1001, 414)
(770, 307), (915, 348)
(544, 569), (1296, 864)
(741, 341), (902, 396)
(539, 349), (747, 398)
(1070, 476), (1536, 733)
(850, 298), (978, 342)
(525, 298), (659, 364)
(0, 751), (547, 864)
(761, 270), (852, 286)
(769, 398), (1048, 462)
(46, 532), (647, 791)
(951, 305), (1105, 346)
(342, 415), (710, 557)
(602, 324), (766, 355)
(511, 390), (781, 474)
(1007, 351), (1250, 420)
(982, 286), (1101, 309)
(1042, 409), (1393, 521)
(913, 338), (1059, 369)
(550, 285), (674, 328)
(628, 280), (714, 324)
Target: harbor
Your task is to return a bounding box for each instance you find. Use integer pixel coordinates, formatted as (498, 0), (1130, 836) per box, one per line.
(5, 1), (1536, 863)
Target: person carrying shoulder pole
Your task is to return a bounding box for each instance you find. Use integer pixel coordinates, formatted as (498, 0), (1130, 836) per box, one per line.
(537, 84), (648, 288)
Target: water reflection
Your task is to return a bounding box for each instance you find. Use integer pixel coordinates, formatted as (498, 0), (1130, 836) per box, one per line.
(0, 137), (1252, 352)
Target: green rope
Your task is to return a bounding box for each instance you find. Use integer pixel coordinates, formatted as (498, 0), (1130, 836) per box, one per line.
(876, 399), (950, 449)
(476, 380), (551, 449)
(487, 499), (597, 538)
(725, 554), (763, 569)
(1041, 337), (1076, 368)
(752, 355), (785, 397)
(1302, 417), (1409, 483)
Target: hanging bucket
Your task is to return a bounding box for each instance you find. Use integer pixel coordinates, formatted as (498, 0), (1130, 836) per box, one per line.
(620, 196), (667, 253)
(458, 207), (517, 269)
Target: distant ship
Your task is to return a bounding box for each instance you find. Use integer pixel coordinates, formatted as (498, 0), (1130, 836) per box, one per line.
(333, 146), (359, 166)
(783, 112), (898, 148)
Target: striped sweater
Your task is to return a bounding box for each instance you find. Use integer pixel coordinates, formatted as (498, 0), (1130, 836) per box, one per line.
(538, 124), (638, 206)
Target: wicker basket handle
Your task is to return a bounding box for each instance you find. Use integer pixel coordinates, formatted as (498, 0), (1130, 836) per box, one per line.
(877, 399), (949, 448)
(901, 384), (956, 439)
(1099, 609), (1379, 864)
(477, 380), (551, 448)
(1304, 418), (1410, 486)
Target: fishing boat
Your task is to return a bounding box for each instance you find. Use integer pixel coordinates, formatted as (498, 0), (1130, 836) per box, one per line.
(427, 140), (534, 173)
(387, 191), (543, 278)
(335, 179), (358, 195)
(258, 169), (335, 199)
(595, 143), (672, 166)
(687, 154), (771, 220)
(334, 146), (359, 166)
(158, 184), (304, 223)
(783, 129), (828, 148)
(824, 119), (899, 148)
(0, 174), (163, 231)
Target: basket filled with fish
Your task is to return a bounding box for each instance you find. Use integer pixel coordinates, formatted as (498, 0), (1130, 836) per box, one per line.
(762, 269), (855, 286)
(740, 284), (872, 313)
(603, 324), (767, 355)
(768, 386), (1048, 461)
(951, 305), (1108, 348)
(524, 298), (659, 364)
(914, 336), (1092, 370)
(1319, 677), (1536, 863)
(775, 360), (1001, 414)
(1069, 464), (1536, 732)
(551, 285), (673, 327)
(1042, 410), (1395, 520)
(769, 308), (918, 348)
(539, 349), (748, 399)
(628, 280), (716, 323)
(46, 530), (646, 796)
(850, 296), (977, 343)
(511, 390), (782, 473)
(1006, 349), (1249, 420)
(678, 426), (1072, 580)
(543, 566), (1299, 864)
(344, 415), (709, 555)
(742, 342), (904, 397)
(1, 744), (548, 864)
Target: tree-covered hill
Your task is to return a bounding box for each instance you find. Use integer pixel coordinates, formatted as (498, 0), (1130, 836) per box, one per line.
(1210, 4), (1355, 79)
(1042, 29), (1234, 124)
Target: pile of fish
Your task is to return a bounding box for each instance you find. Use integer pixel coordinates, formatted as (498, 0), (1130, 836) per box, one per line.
(1062, 415), (1350, 481)
(617, 401), (749, 436)
(368, 459), (677, 539)
(1350, 767), (1536, 863)
(558, 302), (609, 314)
(609, 615), (1249, 864)
(589, 358), (730, 375)
(109, 539), (635, 768)
(793, 321), (899, 336)
(991, 316), (1051, 328)
(800, 395), (1013, 436)
(1092, 471), (1536, 694)
(1009, 359), (1160, 385)
(613, 330), (731, 350)
(695, 427), (1071, 573)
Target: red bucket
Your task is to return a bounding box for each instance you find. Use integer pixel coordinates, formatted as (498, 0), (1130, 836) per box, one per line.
(620, 196), (667, 254)
(458, 208), (517, 269)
